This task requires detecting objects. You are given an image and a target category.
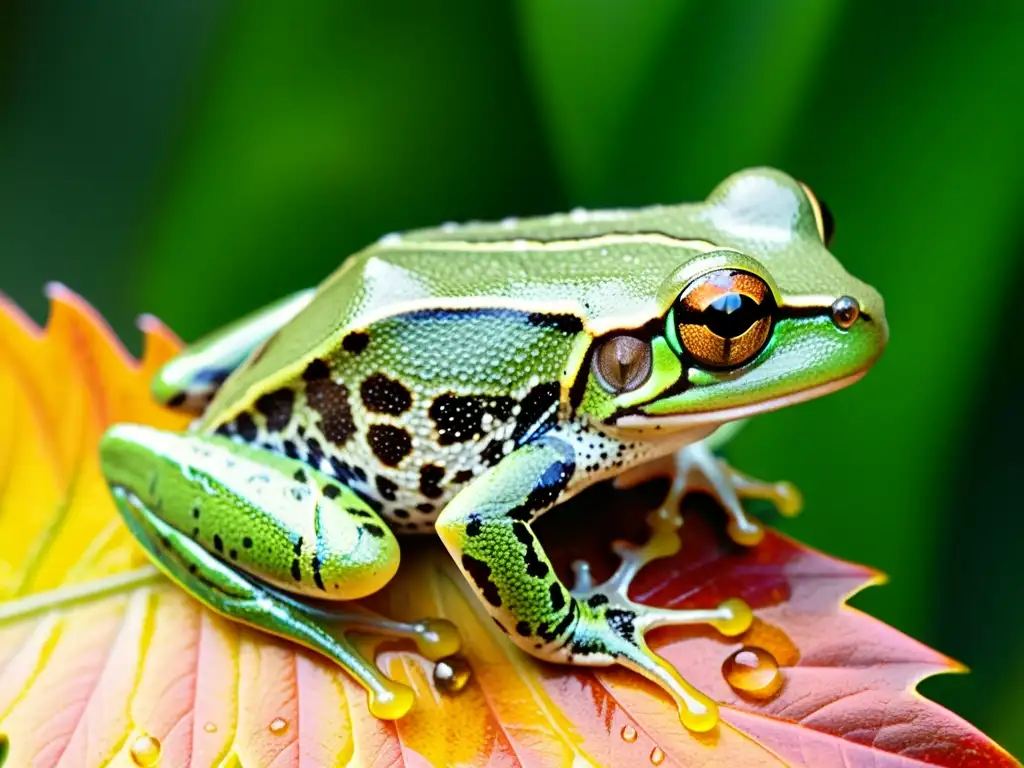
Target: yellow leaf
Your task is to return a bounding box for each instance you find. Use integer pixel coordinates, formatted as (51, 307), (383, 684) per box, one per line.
(0, 286), (187, 598)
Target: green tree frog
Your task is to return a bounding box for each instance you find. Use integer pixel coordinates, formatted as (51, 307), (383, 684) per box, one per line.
(100, 168), (887, 732)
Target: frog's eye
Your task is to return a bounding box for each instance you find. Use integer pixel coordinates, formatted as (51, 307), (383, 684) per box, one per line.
(802, 183), (836, 246)
(672, 269), (774, 369)
(593, 335), (652, 394)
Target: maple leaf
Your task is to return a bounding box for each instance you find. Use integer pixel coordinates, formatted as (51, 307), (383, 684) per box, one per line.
(0, 287), (1017, 767)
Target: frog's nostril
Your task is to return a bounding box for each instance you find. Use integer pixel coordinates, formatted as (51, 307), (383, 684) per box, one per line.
(830, 296), (860, 330)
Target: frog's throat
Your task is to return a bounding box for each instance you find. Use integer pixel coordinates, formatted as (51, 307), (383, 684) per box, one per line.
(613, 371), (865, 431)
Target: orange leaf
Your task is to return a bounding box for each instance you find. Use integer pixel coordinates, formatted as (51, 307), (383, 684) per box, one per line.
(0, 288), (1017, 767)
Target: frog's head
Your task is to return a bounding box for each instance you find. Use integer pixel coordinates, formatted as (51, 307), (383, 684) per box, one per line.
(577, 168), (888, 438)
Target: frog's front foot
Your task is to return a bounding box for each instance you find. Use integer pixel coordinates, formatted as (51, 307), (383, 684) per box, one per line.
(616, 440), (802, 547)
(567, 506), (752, 731)
(439, 438), (766, 732)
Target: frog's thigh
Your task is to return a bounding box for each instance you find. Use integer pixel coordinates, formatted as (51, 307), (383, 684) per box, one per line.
(436, 436), (750, 732)
(153, 288), (314, 413)
(102, 423), (399, 600)
(101, 425), (460, 719)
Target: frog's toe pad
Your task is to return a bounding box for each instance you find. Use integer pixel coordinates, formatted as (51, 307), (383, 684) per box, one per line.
(367, 683), (415, 720)
(709, 598), (753, 636)
(411, 618), (462, 660)
(772, 481), (803, 517)
(726, 518), (765, 547)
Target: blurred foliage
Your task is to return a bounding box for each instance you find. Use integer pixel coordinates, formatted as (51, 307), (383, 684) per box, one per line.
(1, 0), (1022, 755)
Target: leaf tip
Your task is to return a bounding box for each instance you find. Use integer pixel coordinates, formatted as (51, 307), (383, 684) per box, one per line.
(138, 313), (182, 341)
(137, 313), (164, 333)
(865, 567), (889, 588)
(137, 313), (184, 371)
(0, 292), (41, 337)
(42, 281), (71, 301)
(943, 657), (970, 675)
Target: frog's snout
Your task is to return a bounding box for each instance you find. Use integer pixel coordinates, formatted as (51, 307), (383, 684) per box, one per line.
(837, 283), (889, 356)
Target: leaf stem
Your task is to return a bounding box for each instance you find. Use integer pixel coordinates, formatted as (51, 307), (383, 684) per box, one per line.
(0, 566), (164, 626)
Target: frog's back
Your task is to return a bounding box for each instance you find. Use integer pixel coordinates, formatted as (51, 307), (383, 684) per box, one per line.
(206, 205), (722, 425)
(208, 166), (856, 420)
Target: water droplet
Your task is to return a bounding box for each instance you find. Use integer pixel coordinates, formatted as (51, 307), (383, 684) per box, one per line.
(129, 734), (162, 766)
(620, 725), (638, 743)
(650, 746), (665, 765)
(722, 645), (782, 697)
(269, 718), (289, 734)
(203, 722), (217, 733)
(433, 655), (471, 694)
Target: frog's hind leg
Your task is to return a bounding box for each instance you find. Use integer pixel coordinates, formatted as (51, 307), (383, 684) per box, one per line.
(616, 439), (802, 546)
(436, 437), (752, 732)
(102, 425), (460, 719)
(111, 485), (428, 718)
(152, 288), (314, 414)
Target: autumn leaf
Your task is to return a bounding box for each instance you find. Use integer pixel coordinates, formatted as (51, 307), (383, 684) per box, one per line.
(0, 288), (1017, 768)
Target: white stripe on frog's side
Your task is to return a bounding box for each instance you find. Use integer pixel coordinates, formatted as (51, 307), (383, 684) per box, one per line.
(548, 416), (724, 503)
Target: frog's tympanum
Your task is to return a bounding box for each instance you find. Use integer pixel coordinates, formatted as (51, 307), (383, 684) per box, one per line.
(101, 169), (887, 731)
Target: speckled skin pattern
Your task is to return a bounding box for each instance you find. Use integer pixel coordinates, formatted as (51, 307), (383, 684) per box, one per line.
(209, 307), (587, 534)
(100, 167), (888, 729)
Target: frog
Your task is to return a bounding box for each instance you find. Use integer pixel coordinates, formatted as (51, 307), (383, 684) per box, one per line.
(100, 167), (887, 732)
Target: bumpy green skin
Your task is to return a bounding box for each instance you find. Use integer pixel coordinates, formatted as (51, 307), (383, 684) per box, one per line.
(102, 426), (398, 598)
(100, 167), (888, 726)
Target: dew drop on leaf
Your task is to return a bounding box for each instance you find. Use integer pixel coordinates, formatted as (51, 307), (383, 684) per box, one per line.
(722, 645), (783, 697)
(203, 722), (218, 733)
(269, 718), (289, 734)
(650, 746), (666, 765)
(620, 725), (638, 743)
(433, 655), (471, 693)
(129, 734), (162, 766)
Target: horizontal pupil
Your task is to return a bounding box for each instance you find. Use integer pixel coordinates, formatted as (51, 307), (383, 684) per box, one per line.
(701, 293), (764, 337)
(710, 294), (743, 314)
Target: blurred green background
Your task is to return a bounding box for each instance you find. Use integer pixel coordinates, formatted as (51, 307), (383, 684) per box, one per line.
(2, 0), (1022, 753)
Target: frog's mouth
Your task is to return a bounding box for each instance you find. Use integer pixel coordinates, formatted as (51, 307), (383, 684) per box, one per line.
(613, 370), (865, 432)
